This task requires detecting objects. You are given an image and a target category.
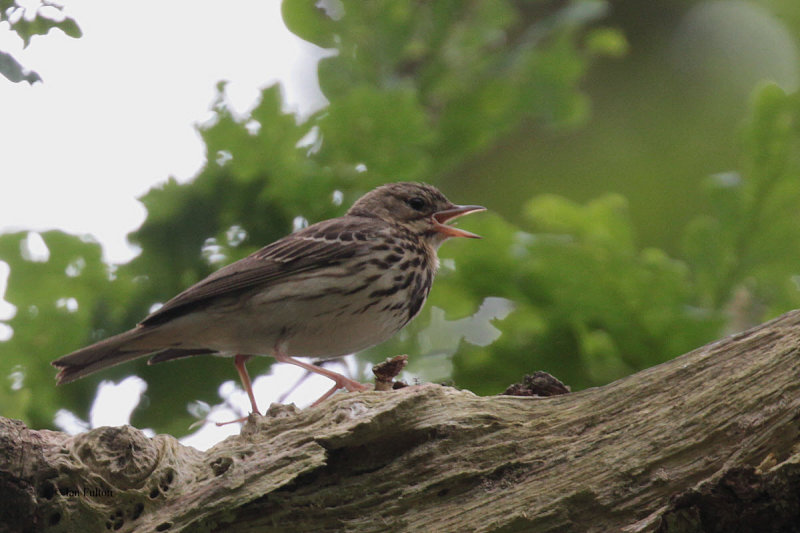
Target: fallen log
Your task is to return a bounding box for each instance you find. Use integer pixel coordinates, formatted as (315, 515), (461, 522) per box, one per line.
(2, 309), (800, 532)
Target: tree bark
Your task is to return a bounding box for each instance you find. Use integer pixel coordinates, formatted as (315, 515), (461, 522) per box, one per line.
(3, 310), (800, 533)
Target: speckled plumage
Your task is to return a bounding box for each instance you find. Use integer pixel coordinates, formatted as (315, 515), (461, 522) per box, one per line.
(52, 182), (484, 413)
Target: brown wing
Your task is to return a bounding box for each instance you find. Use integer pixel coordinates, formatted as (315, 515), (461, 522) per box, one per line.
(140, 217), (380, 326)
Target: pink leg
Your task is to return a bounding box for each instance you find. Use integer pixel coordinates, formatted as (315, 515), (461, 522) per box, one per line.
(215, 354), (261, 427)
(234, 354), (261, 415)
(310, 384), (341, 407)
(272, 349), (369, 405)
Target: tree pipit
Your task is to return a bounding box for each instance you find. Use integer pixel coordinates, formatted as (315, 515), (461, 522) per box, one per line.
(53, 182), (485, 415)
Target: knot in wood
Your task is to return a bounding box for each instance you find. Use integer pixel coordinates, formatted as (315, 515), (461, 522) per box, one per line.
(73, 425), (157, 489)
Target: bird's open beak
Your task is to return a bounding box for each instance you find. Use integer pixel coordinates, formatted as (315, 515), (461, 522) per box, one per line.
(432, 205), (486, 238)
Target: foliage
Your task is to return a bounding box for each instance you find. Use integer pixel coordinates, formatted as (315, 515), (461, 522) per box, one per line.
(2, 1), (800, 435)
(454, 84), (800, 393)
(684, 86), (800, 316)
(0, 0), (81, 83)
(0, 232), (128, 427)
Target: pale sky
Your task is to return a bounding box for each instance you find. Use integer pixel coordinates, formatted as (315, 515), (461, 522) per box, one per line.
(0, 0), (329, 263)
(0, 0), (338, 447)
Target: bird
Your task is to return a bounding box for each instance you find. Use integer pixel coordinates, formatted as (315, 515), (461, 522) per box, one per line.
(52, 182), (485, 416)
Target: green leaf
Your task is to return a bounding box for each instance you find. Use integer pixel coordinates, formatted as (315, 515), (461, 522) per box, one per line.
(318, 85), (434, 179)
(0, 231), (123, 428)
(9, 11), (82, 47)
(0, 1), (80, 82)
(281, 0), (338, 49)
(585, 27), (629, 58)
(0, 50), (41, 83)
(682, 84), (800, 316)
(439, 200), (722, 394)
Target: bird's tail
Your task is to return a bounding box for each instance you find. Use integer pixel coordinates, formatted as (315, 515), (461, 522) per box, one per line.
(52, 327), (156, 384)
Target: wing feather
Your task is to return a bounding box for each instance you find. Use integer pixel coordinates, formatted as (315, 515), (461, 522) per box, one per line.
(140, 217), (380, 326)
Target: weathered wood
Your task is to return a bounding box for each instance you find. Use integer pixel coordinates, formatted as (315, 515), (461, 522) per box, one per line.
(3, 309), (800, 533)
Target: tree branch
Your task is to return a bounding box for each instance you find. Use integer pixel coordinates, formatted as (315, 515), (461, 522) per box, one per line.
(3, 310), (800, 532)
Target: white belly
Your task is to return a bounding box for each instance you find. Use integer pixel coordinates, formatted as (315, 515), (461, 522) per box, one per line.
(156, 260), (428, 359)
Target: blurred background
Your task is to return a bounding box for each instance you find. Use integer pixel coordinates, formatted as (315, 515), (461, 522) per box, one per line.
(2, 0), (800, 448)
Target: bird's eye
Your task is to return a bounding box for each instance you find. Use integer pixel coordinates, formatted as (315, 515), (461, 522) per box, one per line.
(407, 197), (426, 211)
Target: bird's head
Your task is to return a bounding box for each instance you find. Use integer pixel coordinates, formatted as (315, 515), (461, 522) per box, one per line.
(347, 182), (485, 248)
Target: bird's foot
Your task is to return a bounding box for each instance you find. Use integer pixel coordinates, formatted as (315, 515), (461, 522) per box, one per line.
(309, 376), (371, 407)
(215, 416), (248, 427)
(214, 409), (262, 427)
